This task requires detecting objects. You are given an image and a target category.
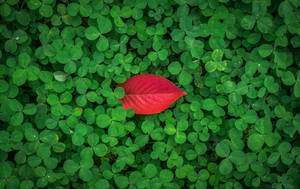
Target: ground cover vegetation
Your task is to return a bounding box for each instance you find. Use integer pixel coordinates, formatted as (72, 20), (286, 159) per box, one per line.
(0, 0), (300, 188)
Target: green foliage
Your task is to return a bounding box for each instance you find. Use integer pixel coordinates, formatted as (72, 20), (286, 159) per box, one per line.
(0, 0), (300, 188)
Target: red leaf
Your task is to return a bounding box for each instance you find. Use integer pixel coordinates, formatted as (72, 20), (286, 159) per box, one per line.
(117, 74), (187, 114)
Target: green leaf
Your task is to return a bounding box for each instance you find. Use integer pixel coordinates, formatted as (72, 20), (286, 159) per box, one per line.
(114, 175), (129, 189)
(258, 44), (273, 57)
(16, 10), (31, 26)
(198, 169), (210, 181)
(15, 151), (26, 164)
(177, 120), (188, 131)
(96, 114), (111, 128)
(265, 133), (281, 147)
(18, 52), (31, 67)
(252, 0), (267, 18)
(160, 169), (174, 182)
(197, 24), (210, 37)
(153, 36), (161, 51)
(158, 49), (168, 60)
(202, 98), (216, 111)
(64, 62), (77, 74)
(96, 36), (109, 52)
(281, 153), (294, 166)
(294, 81), (300, 97)
(257, 16), (273, 33)
(0, 80), (9, 93)
(27, 155), (41, 168)
(213, 106), (225, 117)
(178, 70), (192, 85)
(0, 3), (11, 17)
(209, 19), (226, 37)
(53, 142), (66, 153)
(37, 143), (51, 159)
(63, 160), (80, 175)
(120, 6), (132, 18)
(144, 163), (157, 178)
(209, 36), (226, 49)
(94, 143), (108, 157)
(205, 61), (217, 73)
(171, 29), (185, 41)
(223, 80), (236, 93)
(243, 110), (258, 124)
(80, 4), (92, 17)
(274, 51), (293, 69)
(168, 61), (182, 75)
(25, 127), (39, 141)
(10, 112), (24, 126)
(13, 30), (28, 44)
(190, 40), (204, 58)
(72, 133), (85, 146)
(44, 157), (58, 169)
(108, 121), (125, 137)
(175, 132), (186, 144)
(180, 16), (192, 31)
(20, 180), (34, 189)
(67, 3), (79, 16)
(47, 94), (59, 106)
(85, 26), (100, 40)
(229, 92), (242, 105)
(39, 4), (53, 17)
(150, 128), (165, 141)
(230, 151), (248, 167)
(278, 141), (291, 154)
(216, 140), (230, 158)
(274, 105), (286, 119)
(280, 71), (295, 86)
(60, 92), (72, 103)
(164, 124), (176, 135)
(13, 69), (27, 86)
(247, 133), (264, 151)
(267, 152), (280, 164)
(34, 166), (46, 177)
(10, 130), (23, 142)
(97, 15), (113, 34)
(241, 15), (256, 30)
(27, 0), (41, 10)
(75, 123), (88, 136)
(219, 158), (232, 175)
(148, 52), (157, 61)
(247, 33), (261, 45)
(142, 120), (154, 134)
(255, 118), (272, 134)
(4, 39), (17, 53)
(112, 107), (127, 121)
(291, 36), (300, 48)
(95, 179), (110, 189)
(212, 49), (223, 61)
(114, 87), (125, 99)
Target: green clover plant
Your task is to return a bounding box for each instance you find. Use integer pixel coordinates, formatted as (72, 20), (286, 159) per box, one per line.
(0, 0), (300, 188)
